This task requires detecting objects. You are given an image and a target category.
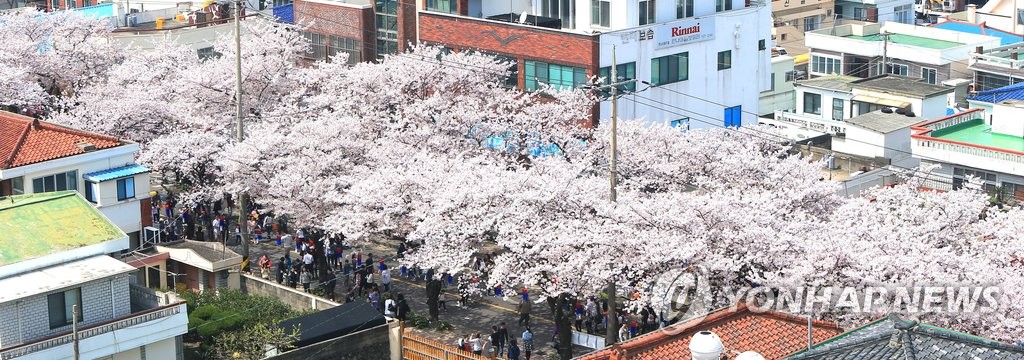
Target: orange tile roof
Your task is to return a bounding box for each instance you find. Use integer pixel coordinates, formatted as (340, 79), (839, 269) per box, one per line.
(578, 303), (844, 360)
(0, 111), (123, 169)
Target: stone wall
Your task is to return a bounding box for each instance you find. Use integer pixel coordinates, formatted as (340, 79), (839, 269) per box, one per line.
(268, 322), (395, 360)
(242, 274), (339, 311)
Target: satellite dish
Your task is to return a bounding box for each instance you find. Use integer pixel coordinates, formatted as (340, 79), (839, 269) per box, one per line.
(519, 12), (528, 24)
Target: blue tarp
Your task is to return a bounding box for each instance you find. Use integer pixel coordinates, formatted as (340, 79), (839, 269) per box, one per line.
(272, 3), (293, 24)
(933, 21), (1023, 46)
(53, 3), (117, 19)
(83, 164), (150, 182)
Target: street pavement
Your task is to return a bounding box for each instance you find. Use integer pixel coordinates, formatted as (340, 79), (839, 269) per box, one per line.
(229, 235), (596, 359)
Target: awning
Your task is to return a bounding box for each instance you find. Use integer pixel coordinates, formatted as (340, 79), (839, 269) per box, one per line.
(851, 95), (910, 109)
(794, 53), (809, 65)
(83, 164), (150, 182)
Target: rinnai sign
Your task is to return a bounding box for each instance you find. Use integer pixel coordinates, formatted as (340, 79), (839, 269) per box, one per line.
(654, 18), (715, 49)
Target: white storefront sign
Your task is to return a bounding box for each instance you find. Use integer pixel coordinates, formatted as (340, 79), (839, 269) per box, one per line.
(653, 17), (715, 49)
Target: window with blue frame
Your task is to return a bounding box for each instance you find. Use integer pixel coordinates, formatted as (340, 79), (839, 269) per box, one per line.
(651, 52), (688, 85)
(670, 118), (690, 130)
(723, 106), (741, 127)
(116, 177), (135, 201)
(525, 60), (587, 91)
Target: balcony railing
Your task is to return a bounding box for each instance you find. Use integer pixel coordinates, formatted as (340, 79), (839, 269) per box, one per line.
(0, 303), (185, 360)
(970, 44), (1024, 70)
(910, 109), (1024, 169)
(774, 110), (848, 134)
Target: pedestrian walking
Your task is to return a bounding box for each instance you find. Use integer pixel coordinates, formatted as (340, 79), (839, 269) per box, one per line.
(618, 323), (630, 342)
(522, 328), (534, 360)
(518, 299), (531, 327)
(381, 268), (392, 292)
(470, 333), (485, 355)
(490, 326), (504, 356)
(384, 296), (397, 317)
(288, 269), (298, 288)
(508, 339), (521, 360)
(300, 268), (311, 292)
(497, 322), (510, 355)
(369, 288), (381, 311)
(397, 293), (411, 322)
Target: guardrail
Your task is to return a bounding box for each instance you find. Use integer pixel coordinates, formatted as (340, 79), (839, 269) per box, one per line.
(0, 303), (185, 360)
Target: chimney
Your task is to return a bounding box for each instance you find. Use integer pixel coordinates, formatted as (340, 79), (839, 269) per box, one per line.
(689, 331), (724, 360)
(967, 4), (977, 24)
(1013, 52), (1019, 60)
(76, 141), (97, 152)
(976, 46), (984, 54)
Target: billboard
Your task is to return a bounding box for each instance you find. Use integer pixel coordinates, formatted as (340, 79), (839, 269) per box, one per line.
(654, 17), (716, 50)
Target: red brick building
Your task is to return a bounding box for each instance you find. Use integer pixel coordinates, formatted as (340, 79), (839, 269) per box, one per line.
(293, 0), (417, 63)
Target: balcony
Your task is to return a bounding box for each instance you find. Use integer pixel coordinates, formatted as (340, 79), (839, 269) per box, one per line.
(911, 109), (1024, 178)
(970, 43), (1024, 70)
(0, 303), (188, 360)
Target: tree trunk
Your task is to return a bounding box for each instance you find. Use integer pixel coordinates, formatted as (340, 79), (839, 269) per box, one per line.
(426, 279), (441, 322)
(555, 294), (573, 360)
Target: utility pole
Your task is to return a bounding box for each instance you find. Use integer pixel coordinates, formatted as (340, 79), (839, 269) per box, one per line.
(606, 45), (618, 347)
(72, 304), (79, 360)
(234, 0), (249, 294)
(881, 31), (890, 76)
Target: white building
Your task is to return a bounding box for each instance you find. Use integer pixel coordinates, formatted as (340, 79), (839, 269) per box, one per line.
(806, 22), (1000, 83)
(832, 109), (921, 162)
(0, 111), (151, 244)
(597, 0), (773, 128)
(835, 0), (915, 24)
(759, 54), (798, 116)
(0, 191), (188, 360)
(912, 102), (1024, 202)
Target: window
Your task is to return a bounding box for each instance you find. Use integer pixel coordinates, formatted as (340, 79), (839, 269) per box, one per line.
(303, 32), (327, 60)
(803, 92), (822, 115)
(717, 50), (732, 70)
(651, 52), (688, 85)
(803, 15), (819, 31)
(524, 61), (586, 91)
(32, 170), (77, 193)
(758, 39), (766, 51)
(329, 36), (362, 64)
(639, 0), (656, 25)
(785, 70), (800, 81)
(676, 0), (693, 18)
(724, 106), (742, 127)
(953, 167), (997, 191)
(811, 55), (840, 75)
(716, 0), (731, 11)
(768, 72), (775, 92)
(84, 181), (96, 203)
(11, 176), (23, 195)
(895, 4), (913, 24)
(197, 47), (222, 60)
(670, 118), (690, 130)
(48, 288), (82, 329)
(542, 0), (575, 29)
(832, 98), (844, 120)
(853, 7), (864, 20)
(599, 62), (637, 92)
(66, 0), (74, 9)
(376, 0), (399, 59)
(887, 63), (909, 76)
(426, 0), (455, 13)
(50, 0), (59, 10)
(591, 0), (610, 27)
(491, 54), (519, 88)
(117, 177), (135, 201)
(921, 67), (937, 84)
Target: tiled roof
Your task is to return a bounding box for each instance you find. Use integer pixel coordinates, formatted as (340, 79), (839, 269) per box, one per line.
(577, 303), (844, 360)
(786, 314), (1024, 359)
(969, 82), (1024, 104)
(932, 19), (1021, 46)
(0, 111), (123, 169)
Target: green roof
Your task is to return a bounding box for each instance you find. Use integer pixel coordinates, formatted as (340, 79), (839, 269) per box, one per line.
(844, 33), (964, 50)
(0, 191), (125, 266)
(932, 119), (1024, 153)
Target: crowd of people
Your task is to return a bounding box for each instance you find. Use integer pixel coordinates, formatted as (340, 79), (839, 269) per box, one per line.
(456, 323), (533, 360)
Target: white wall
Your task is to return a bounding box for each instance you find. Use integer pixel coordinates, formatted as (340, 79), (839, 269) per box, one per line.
(991, 101), (1024, 137)
(597, 4), (772, 128)
(794, 85), (854, 120)
(883, 126), (913, 161)
(759, 55), (797, 115)
(833, 125), (886, 158)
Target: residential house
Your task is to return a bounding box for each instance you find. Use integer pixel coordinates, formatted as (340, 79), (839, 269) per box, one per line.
(0, 191), (188, 360)
(156, 240), (242, 293)
(578, 302), (844, 360)
(831, 109), (922, 164)
(968, 42), (1024, 91)
(760, 54), (798, 116)
(834, 0), (915, 24)
(787, 313), (1024, 359)
(0, 111), (151, 244)
(766, 74), (954, 140)
(932, 17), (1022, 46)
(806, 22), (999, 83)
(771, 0), (836, 56)
(943, 0), (1024, 36)
(911, 104), (1024, 202)
(419, 0), (773, 128)
(967, 81), (1024, 111)
(291, 0), (381, 64)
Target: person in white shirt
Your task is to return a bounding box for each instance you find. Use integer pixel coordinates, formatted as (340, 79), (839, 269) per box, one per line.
(384, 297), (397, 317)
(381, 269), (392, 292)
(302, 252), (313, 272)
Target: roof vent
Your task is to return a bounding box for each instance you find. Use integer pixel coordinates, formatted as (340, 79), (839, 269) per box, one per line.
(893, 107), (905, 114)
(689, 331), (724, 360)
(881, 107), (894, 114)
(77, 141), (97, 152)
(905, 111), (915, 117)
(736, 351), (766, 360)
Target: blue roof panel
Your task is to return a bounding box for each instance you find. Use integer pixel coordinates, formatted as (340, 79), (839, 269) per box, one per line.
(968, 82), (1024, 104)
(83, 164), (150, 182)
(273, 3), (293, 24)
